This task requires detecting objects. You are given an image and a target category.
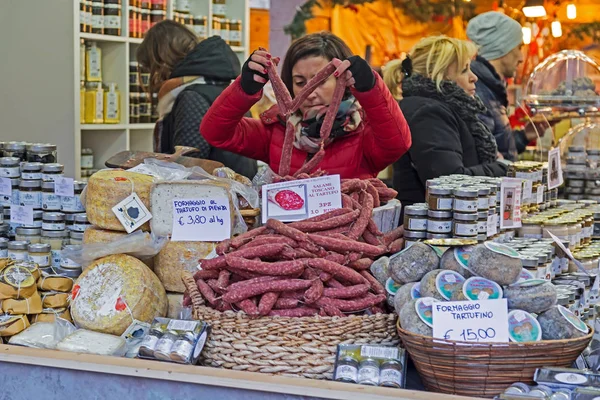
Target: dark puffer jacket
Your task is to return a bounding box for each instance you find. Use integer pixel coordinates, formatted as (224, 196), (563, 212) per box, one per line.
(158, 36), (258, 179)
(471, 56), (528, 161)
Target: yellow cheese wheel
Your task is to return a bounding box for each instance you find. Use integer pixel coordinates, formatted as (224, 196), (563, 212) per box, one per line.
(71, 254), (167, 335)
(154, 241), (216, 293)
(83, 226), (128, 244)
(85, 170), (154, 232)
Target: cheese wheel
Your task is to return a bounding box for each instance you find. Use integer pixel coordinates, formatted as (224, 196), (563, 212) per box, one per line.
(71, 254), (167, 335)
(83, 226), (154, 270)
(154, 241), (216, 292)
(150, 180), (234, 237)
(86, 170), (154, 232)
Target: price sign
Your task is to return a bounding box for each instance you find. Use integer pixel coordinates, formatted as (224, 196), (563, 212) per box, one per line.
(500, 178), (522, 230)
(261, 175), (342, 223)
(171, 197), (231, 242)
(10, 205), (34, 226)
(0, 177), (11, 197)
(54, 176), (74, 197)
(547, 147), (564, 190)
(432, 299), (509, 343)
(546, 230), (590, 275)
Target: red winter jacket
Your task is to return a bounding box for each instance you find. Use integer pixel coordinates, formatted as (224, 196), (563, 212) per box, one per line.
(200, 73), (411, 179)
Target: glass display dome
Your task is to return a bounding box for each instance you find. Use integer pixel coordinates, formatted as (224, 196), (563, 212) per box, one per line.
(558, 119), (600, 156)
(523, 50), (600, 114)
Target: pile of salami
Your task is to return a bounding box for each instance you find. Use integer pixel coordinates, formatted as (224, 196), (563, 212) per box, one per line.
(184, 179), (404, 318)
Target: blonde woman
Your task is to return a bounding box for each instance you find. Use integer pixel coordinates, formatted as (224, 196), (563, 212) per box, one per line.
(382, 54), (409, 101)
(393, 36), (509, 207)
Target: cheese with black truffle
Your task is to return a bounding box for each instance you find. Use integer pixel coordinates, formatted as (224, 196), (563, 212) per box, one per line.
(467, 242), (522, 286)
(389, 242), (440, 284)
(538, 305), (589, 340)
(70, 254), (167, 336)
(440, 246), (474, 278)
(154, 240), (216, 292)
(398, 298), (434, 336)
(393, 282), (417, 315)
(504, 280), (557, 313)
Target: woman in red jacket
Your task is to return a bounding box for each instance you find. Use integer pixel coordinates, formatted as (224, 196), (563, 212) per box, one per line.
(200, 32), (411, 179)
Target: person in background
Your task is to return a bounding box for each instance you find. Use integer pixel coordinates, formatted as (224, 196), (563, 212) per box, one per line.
(137, 20), (257, 178)
(199, 31), (411, 179)
(467, 11), (536, 161)
(383, 54), (409, 101)
(393, 36), (509, 207)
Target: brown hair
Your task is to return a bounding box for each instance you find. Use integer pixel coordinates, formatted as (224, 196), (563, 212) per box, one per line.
(136, 20), (198, 92)
(280, 32), (353, 97)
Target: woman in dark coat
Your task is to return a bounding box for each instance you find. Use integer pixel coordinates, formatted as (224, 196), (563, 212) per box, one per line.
(393, 36), (509, 207)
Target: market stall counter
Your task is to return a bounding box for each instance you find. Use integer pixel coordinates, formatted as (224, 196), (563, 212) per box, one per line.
(0, 344), (476, 400)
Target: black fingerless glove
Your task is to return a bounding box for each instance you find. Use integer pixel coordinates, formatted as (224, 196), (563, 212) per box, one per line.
(347, 55), (376, 92)
(240, 51), (269, 95)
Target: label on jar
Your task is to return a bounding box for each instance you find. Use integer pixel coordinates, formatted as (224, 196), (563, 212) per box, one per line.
(220, 28), (229, 41)
(30, 254), (50, 267)
(454, 222), (477, 236)
(71, 223), (89, 233)
(488, 196), (496, 208)
(140, 334), (159, 351)
(408, 218), (427, 231)
(477, 197), (488, 210)
(43, 173), (64, 183)
(21, 172), (42, 180)
(454, 199), (477, 212)
(61, 256), (80, 268)
(154, 337), (174, 355)
(0, 166), (20, 178)
(427, 219), (452, 233)
(92, 14), (104, 29)
(380, 368), (403, 386)
(95, 90), (104, 121)
(357, 365), (380, 385)
(22, 219), (42, 229)
(8, 250), (27, 261)
(9, 222), (21, 237)
(80, 9), (86, 25)
(229, 29), (242, 43)
(0, 249), (7, 258)
(106, 92), (118, 120)
(477, 220), (487, 234)
(61, 195), (85, 212)
(42, 192), (61, 210)
(51, 250), (62, 267)
(81, 154), (94, 169)
(213, 4), (226, 15)
(176, 0), (190, 11)
(435, 197), (453, 210)
(522, 233), (543, 239)
(43, 222), (66, 231)
(335, 364), (358, 382)
(171, 339), (193, 360)
(194, 25), (207, 38)
(105, 15), (121, 28)
(20, 191), (42, 209)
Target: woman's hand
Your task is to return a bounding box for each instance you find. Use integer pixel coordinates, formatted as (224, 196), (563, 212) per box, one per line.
(332, 55), (375, 92)
(240, 48), (280, 95)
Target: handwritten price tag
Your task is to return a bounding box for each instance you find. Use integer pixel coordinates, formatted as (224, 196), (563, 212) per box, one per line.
(0, 177), (11, 197)
(432, 299), (509, 343)
(171, 197), (231, 242)
(10, 205), (34, 226)
(54, 176), (74, 197)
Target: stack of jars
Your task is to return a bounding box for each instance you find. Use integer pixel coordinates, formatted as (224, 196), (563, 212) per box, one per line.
(507, 161), (557, 216)
(564, 145), (600, 202)
(129, 0), (167, 39)
(129, 61), (156, 124)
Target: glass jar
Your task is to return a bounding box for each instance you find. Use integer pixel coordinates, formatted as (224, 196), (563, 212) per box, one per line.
(543, 220), (569, 242)
(229, 19), (242, 46)
(150, 9), (166, 27)
(4, 208), (18, 238)
(15, 227), (41, 244)
(175, 0), (190, 13)
(58, 245), (83, 278)
(453, 188), (478, 213)
(3, 142), (27, 161)
(28, 243), (51, 268)
(403, 206), (427, 232)
(129, 61), (140, 92)
(357, 358), (380, 386)
(104, 3), (121, 36)
(139, 93), (151, 123)
(130, 92), (140, 124)
(104, 82), (121, 124)
(154, 330), (178, 361)
(65, 213), (75, 230)
(0, 178), (19, 208)
(427, 210), (452, 234)
(70, 230), (84, 245)
(519, 218), (543, 239)
(0, 226), (9, 241)
(212, 0), (226, 17)
(21, 162), (43, 180)
(476, 187), (490, 211)
(26, 143), (57, 164)
(0, 237), (8, 257)
(453, 212), (478, 238)
(61, 182), (86, 213)
(81, 148), (94, 170)
(19, 180), (42, 209)
(41, 182), (61, 211)
(220, 19), (230, 44)
(335, 356), (359, 383)
(8, 240), (29, 261)
(427, 186), (453, 211)
(0, 157), (21, 178)
(41, 230), (69, 268)
(477, 211), (488, 236)
(404, 230), (427, 248)
(22, 210), (43, 229)
(379, 360), (403, 388)
(139, 327), (164, 358)
(71, 213), (90, 232)
(488, 186), (497, 208)
(42, 164), (64, 182)
(91, 0), (104, 34)
(151, 0), (166, 10)
(42, 212), (66, 231)
(151, 93), (158, 120)
(170, 331), (195, 363)
(567, 220), (582, 250)
(194, 16), (207, 39)
(212, 17), (221, 37)
(140, 68), (150, 89)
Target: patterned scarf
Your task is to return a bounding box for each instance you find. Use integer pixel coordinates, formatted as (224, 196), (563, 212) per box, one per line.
(402, 74), (498, 164)
(288, 96), (363, 154)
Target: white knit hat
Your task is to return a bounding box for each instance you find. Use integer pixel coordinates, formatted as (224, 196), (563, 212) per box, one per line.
(467, 11), (523, 60)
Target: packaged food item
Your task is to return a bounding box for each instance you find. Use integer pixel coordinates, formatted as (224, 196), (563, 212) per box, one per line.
(0, 314), (30, 336)
(334, 344), (407, 389)
(508, 310), (542, 342)
(467, 242), (522, 285)
(389, 242), (440, 284)
(463, 277), (502, 301)
(0, 262), (37, 300)
(538, 305), (589, 340)
(37, 273), (74, 293)
(9, 321), (74, 349)
(504, 280), (557, 313)
(440, 246), (474, 278)
(57, 329), (126, 356)
(398, 298), (434, 336)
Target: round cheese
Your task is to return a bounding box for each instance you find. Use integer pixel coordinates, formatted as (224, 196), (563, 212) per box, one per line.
(398, 298), (433, 336)
(538, 305), (589, 340)
(83, 226), (154, 270)
(467, 243), (522, 286)
(71, 254), (167, 336)
(154, 241), (217, 293)
(504, 280), (557, 313)
(85, 170), (154, 232)
(389, 242), (440, 284)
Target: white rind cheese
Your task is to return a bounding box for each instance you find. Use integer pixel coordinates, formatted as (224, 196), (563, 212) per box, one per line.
(56, 329), (126, 356)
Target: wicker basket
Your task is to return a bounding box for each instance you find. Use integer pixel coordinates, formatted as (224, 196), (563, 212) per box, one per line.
(397, 322), (593, 398)
(183, 272), (399, 379)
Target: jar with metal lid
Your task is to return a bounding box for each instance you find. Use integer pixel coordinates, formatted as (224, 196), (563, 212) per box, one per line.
(154, 330), (178, 361)
(229, 19), (242, 46)
(91, 0), (104, 34)
(174, 0), (190, 13)
(475, 187), (490, 211)
(62, 182), (86, 212)
(566, 220), (582, 249)
(427, 186), (453, 211)
(71, 213), (90, 232)
(41, 182), (61, 211)
(212, 17), (221, 37)
(0, 178), (19, 208)
(357, 358), (380, 386)
(427, 210), (452, 234)
(129, 61), (140, 92)
(139, 93), (151, 123)
(220, 19), (230, 44)
(0, 157), (20, 178)
(0, 237), (7, 257)
(70, 230), (84, 245)
(104, 3), (122, 36)
(453, 188), (478, 213)
(403, 206), (427, 232)
(0, 226), (8, 241)
(8, 240), (29, 261)
(64, 213), (75, 229)
(28, 243), (51, 268)
(170, 331), (195, 363)
(19, 180), (42, 209)
(41, 230), (69, 268)
(42, 164), (64, 182)
(58, 245), (83, 278)
(4, 208), (18, 238)
(488, 186), (498, 208)
(15, 227), (41, 244)
(453, 212), (478, 238)
(335, 356), (359, 383)
(140, 67), (150, 90)
(130, 92), (140, 123)
(81, 148), (94, 170)
(150, 9), (166, 26)
(151, 0), (166, 10)
(139, 326), (163, 358)
(3, 142), (27, 161)
(26, 143), (57, 164)
(21, 162), (43, 180)
(543, 220), (569, 242)
(212, 0), (226, 17)
(404, 230), (427, 248)
(476, 211), (488, 237)
(519, 218), (543, 239)
(42, 212), (65, 231)
(379, 359), (403, 388)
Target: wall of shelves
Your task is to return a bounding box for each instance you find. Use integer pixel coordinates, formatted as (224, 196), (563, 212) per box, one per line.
(0, 0), (249, 179)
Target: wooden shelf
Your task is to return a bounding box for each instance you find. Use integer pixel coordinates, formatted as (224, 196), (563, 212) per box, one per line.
(129, 123), (155, 130)
(80, 32), (128, 43)
(81, 124), (127, 130)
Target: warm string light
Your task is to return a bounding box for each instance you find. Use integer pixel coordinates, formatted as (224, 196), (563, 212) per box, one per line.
(522, 26), (532, 44)
(551, 20), (562, 37)
(567, 3), (577, 19)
